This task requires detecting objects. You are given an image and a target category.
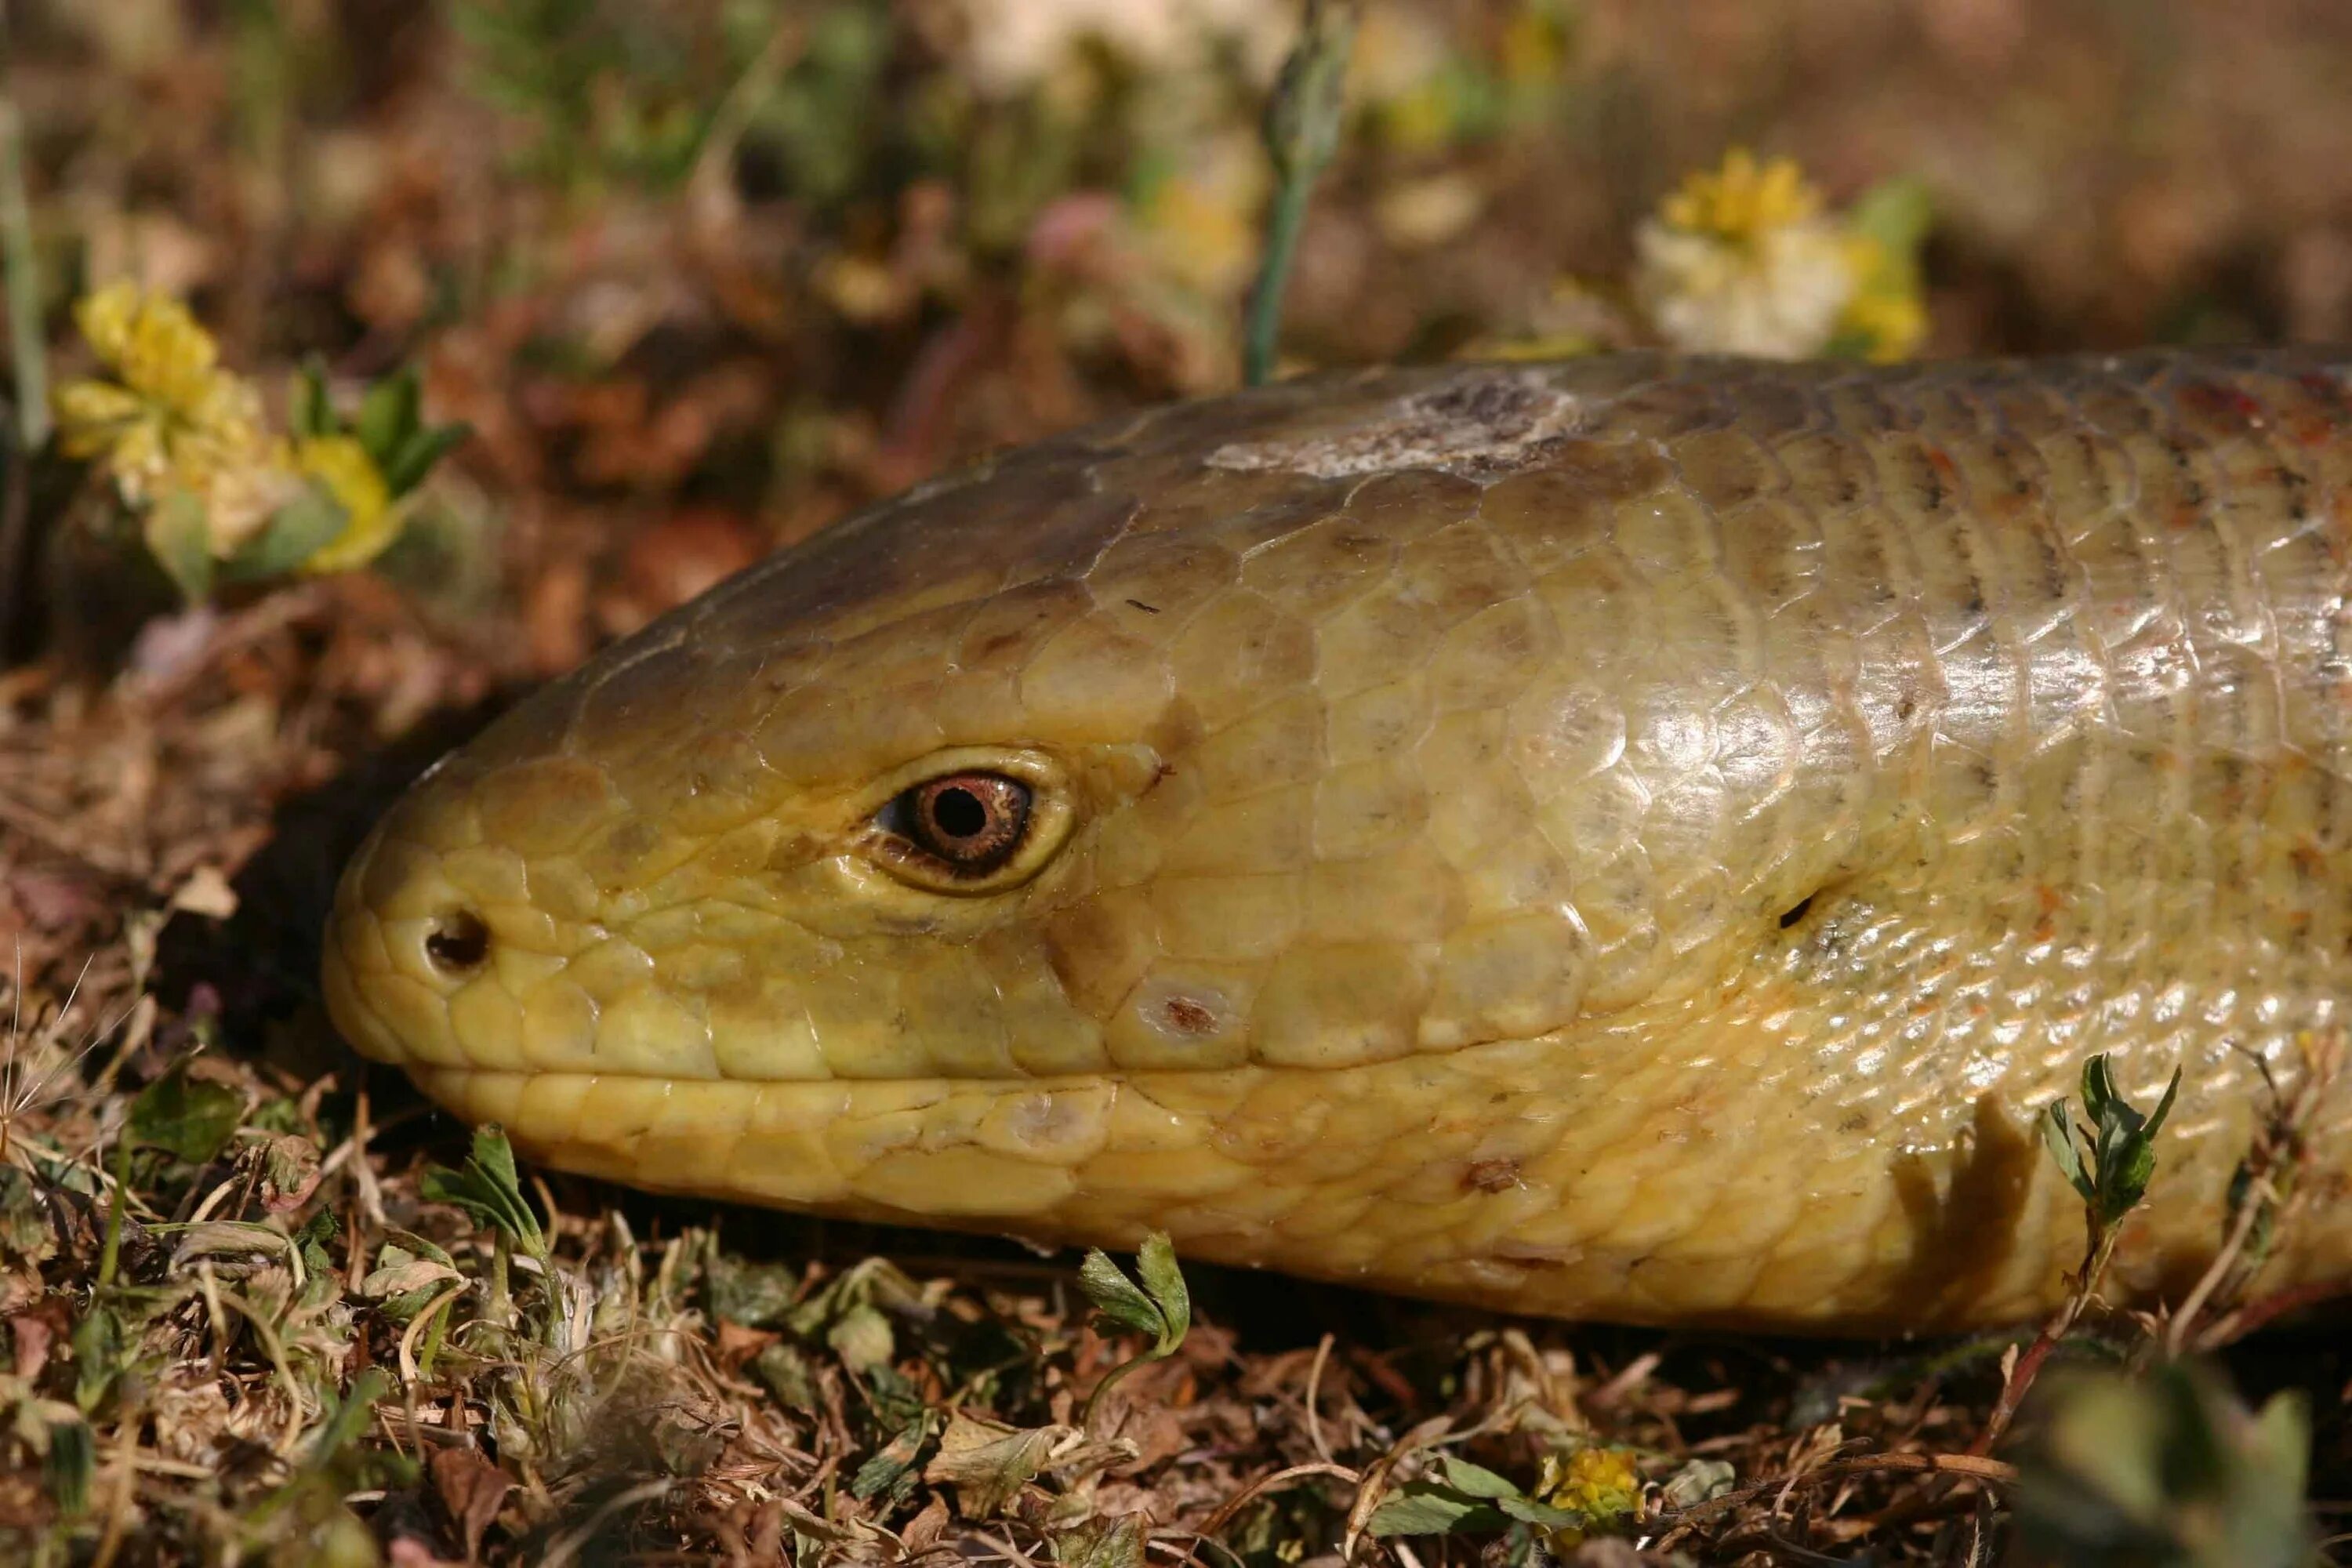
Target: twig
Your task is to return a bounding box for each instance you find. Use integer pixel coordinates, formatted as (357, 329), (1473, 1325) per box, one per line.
(1243, 0), (1357, 386)
(398, 1282), (469, 1385)
(1661, 1451), (2020, 1527)
(2168, 1031), (2341, 1355)
(2191, 1278), (2352, 1348)
(1969, 1239), (2112, 1459)
(685, 14), (805, 218)
(1194, 1461), (1359, 1541)
(1302, 1331), (1335, 1465)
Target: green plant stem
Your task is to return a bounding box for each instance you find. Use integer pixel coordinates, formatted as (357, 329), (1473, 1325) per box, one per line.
(0, 95), (42, 451)
(95, 1132), (133, 1296)
(1243, 0), (1357, 387)
(1080, 1338), (1171, 1434)
(490, 1225), (513, 1332)
(1243, 176), (1316, 388)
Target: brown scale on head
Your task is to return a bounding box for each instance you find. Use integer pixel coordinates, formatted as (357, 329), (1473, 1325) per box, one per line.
(326, 352), (2352, 1332)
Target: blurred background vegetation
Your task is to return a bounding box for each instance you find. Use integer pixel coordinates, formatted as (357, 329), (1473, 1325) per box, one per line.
(10, 0), (2352, 674)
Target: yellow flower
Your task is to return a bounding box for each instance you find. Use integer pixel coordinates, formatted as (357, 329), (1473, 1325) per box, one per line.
(1137, 137), (1268, 298)
(52, 281), (270, 513)
(1536, 1444), (1643, 1548)
(1660, 148), (1823, 246)
(1635, 149), (1856, 358)
(294, 434), (399, 574)
(1635, 150), (1933, 362)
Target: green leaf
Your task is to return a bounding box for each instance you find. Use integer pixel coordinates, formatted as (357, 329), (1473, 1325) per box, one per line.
(848, 1410), (936, 1504)
(129, 1065), (245, 1164)
(753, 1341), (817, 1408)
(420, 1123), (546, 1264)
(1078, 1246), (1167, 1341)
(2082, 1060), (2183, 1223)
(381, 420), (471, 496)
(1496, 1492), (1586, 1529)
(1055, 1515), (1146, 1568)
(2251, 1390), (2311, 1502)
(2039, 1098), (2092, 1202)
(71, 1305), (122, 1414)
(217, 483), (348, 583)
(1264, 0), (1356, 181)
(142, 488), (215, 603)
(1846, 176), (1935, 261)
(2143, 1067), (2182, 1142)
(1131, 1231), (1190, 1351)
(354, 365), (422, 464)
(1367, 1482), (1511, 1537)
(1432, 1455), (1523, 1500)
(1076, 1232), (1193, 1428)
(827, 1301), (895, 1374)
(2082, 1054), (2124, 1128)
(289, 357), (336, 441)
(45, 1415), (93, 1517)
(924, 1412), (1061, 1519)
(307, 1369), (389, 1468)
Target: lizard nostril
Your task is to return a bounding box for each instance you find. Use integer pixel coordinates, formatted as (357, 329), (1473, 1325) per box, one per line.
(424, 909), (491, 975)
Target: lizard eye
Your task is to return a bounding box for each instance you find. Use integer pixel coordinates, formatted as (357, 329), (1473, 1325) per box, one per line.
(857, 748), (1076, 896)
(873, 772), (1034, 880)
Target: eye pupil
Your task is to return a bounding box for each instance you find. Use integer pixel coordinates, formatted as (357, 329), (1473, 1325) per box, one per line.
(888, 771), (1033, 877)
(930, 786), (988, 840)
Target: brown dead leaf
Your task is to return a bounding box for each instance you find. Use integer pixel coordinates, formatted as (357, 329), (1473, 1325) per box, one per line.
(924, 1412), (1068, 1519)
(429, 1445), (514, 1563)
(258, 1134), (322, 1213)
(7, 1311), (54, 1381)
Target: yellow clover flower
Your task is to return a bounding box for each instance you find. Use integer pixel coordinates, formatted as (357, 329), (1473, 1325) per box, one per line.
(1536, 1444), (1644, 1549)
(1635, 149), (1855, 359)
(1660, 147), (1823, 244)
(294, 434), (398, 574)
(1633, 148), (1933, 363)
(53, 281), (271, 515)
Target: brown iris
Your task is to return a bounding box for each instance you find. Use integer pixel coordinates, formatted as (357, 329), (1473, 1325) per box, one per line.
(893, 772), (1033, 875)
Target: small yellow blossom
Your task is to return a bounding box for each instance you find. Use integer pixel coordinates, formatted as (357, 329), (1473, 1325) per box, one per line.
(1635, 149), (1855, 359)
(1137, 142), (1267, 297)
(1536, 1444), (1643, 1548)
(294, 434), (398, 574)
(1633, 148), (1931, 363)
(52, 281), (270, 511)
(1660, 149), (1824, 245)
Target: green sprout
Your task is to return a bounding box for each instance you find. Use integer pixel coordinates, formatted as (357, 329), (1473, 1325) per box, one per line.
(1243, 0), (1358, 386)
(1075, 1230), (1190, 1429)
(1977, 1053), (2181, 1455)
(2039, 1053), (2182, 1238)
(421, 1123), (554, 1352)
(420, 1123), (549, 1267)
